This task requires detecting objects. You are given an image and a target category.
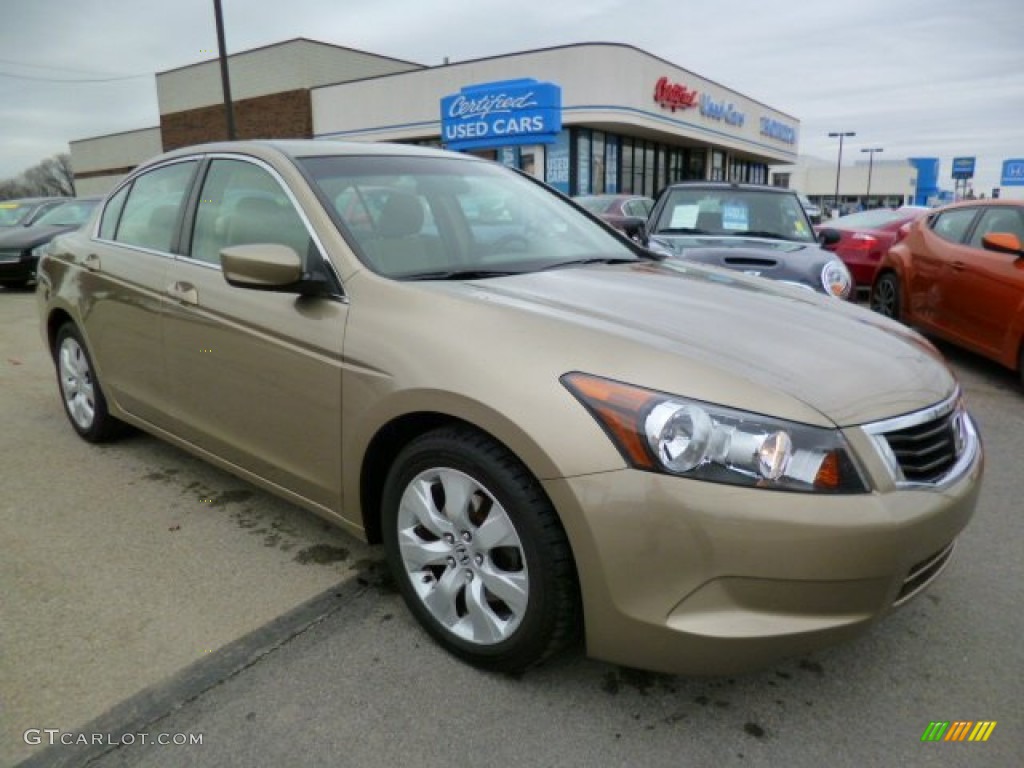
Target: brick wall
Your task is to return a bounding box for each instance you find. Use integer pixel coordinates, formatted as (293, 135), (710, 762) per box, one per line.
(161, 89), (313, 151)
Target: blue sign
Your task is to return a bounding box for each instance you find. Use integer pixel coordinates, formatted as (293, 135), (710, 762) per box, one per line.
(440, 79), (562, 152)
(951, 157), (976, 179)
(759, 117), (796, 145)
(1001, 158), (1024, 186)
(545, 130), (570, 195)
(700, 94), (745, 127)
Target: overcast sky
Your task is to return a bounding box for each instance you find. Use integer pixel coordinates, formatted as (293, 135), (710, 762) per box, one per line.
(2, 0), (1022, 196)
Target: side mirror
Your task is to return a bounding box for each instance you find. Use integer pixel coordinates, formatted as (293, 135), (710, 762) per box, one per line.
(220, 243), (326, 295)
(981, 232), (1023, 257)
(817, 228), (841, 248)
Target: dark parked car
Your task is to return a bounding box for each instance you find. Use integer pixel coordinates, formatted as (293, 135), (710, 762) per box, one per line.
(816, 207), (930, 295)
(0, 197), (99, 288)
(871, 200), (1024, 384)
(642, 182), (853, 298)
(0, 197), (65, 228)
(574, 194), (654, 238)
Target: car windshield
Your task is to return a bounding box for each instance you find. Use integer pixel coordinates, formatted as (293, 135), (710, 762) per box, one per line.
(35, 200), (98, 227)
(833, 209), (911, 229)
(300, 155), (638, 279)
(0, 202), (31, 226)
(652, 187), (816, 243)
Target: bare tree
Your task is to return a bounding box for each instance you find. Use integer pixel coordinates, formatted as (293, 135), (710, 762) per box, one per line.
(0, 153), (75, 199)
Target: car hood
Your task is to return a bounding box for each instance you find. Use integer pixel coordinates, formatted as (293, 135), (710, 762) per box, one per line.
(432, 261), (954, 427)
(0, 224), (76, 249)
(650, 234), (829, 258)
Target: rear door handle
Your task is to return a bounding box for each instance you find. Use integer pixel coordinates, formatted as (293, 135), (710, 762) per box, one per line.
(951, 261), (966, 272)
(83, 254), (100, 272)
(167, 281), (198, 305)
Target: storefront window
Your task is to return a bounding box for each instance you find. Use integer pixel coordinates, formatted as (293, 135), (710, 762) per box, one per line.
(591, 132), (606, 195)
(576, 129), (592, 195)
(710, 150), (725, 181)
(687, 149), (706, 181)
(643, 143), (656, 198)
(606, 139), (618, 193)
(621, 138), (634, 194)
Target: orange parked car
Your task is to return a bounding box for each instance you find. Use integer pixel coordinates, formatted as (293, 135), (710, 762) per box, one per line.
(871, 200), (1024, 382)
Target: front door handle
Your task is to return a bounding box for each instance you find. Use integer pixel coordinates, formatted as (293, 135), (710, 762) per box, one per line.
(167, 281), (198, 305)
(83, 254), (100, 272)
(951, 261), (966, 272)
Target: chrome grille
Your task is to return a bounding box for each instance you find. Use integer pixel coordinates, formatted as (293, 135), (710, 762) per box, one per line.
(881, 410), (958, 483)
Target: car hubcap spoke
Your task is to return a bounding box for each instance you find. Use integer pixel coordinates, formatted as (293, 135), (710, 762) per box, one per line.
(397, 467), (528, 645)
(59, 338), (95, 429)
(461, 578), (507, 643)
(400, 478), (454, 539)
(478, 564), (528, 617)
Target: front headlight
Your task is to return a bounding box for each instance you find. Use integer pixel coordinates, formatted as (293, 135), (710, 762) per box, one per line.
(822, 259), (852, 299)
(562, 372), (868, 493)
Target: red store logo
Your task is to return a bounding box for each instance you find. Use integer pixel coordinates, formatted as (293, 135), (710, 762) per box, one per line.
(654, 77), (699, 112)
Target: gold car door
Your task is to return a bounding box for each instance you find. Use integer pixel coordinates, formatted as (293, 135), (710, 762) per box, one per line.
(162, 157), (346, 512)
(80, 159), (199, 427)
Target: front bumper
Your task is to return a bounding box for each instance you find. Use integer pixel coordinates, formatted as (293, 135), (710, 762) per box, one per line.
(543, 413), (983, 676)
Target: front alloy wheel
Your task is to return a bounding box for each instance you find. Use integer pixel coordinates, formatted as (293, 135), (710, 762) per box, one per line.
(382, 426), (580, 673)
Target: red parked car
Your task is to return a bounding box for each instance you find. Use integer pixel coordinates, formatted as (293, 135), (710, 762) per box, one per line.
(870, 200), (1024, 384)
(816, 207), (930, 295)
(573, 194), (654, 239)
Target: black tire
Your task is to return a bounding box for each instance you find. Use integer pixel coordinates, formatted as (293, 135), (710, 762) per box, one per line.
(871, 271), (901, 320)
(382, 425), (580, 673)
(54, 323), (124, 442)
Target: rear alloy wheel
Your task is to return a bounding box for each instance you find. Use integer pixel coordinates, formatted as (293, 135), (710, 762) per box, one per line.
(55, 324), (123, 442)
(382, 426), (580, 673)
(871, 272), (901, 320)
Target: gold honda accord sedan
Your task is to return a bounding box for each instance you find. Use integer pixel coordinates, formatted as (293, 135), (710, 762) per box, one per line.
(37, 141), (982, 675)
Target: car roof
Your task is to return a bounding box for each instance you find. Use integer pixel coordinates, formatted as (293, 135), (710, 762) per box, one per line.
(149, 139), (475, 169)
(663, 182), (795, 195)
(932, 199), (1023, 212)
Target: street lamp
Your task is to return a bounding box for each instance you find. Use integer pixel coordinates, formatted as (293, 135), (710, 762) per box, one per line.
(861, 147), (883, 207)
(828, 131), (856, 215)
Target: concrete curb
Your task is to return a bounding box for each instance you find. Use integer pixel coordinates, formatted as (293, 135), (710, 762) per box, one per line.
(15, 579), (357, 768)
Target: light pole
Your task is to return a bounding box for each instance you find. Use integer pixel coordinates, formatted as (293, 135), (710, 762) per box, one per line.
(828, 131), (855, 216)
(861, 147), (883, 207)
(213, 0), (236, 140)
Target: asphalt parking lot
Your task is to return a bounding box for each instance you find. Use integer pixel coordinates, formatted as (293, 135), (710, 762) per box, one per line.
(3, 284), (1022, 766)
(0, 286), (373, 766)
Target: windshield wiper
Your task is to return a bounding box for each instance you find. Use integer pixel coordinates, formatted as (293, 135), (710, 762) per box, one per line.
(400, 269), (518, 281)
(538, 257), (639, 271)
(654, 227), (712, 235)
(730, 230), (790, 240)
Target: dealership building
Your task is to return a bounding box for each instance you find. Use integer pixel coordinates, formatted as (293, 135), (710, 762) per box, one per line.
(70, 38), (801, 197)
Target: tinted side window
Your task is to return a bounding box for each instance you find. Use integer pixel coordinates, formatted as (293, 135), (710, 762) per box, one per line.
(114, 161), (198, 253)
(930, 208), (978, 244)
(99, 185), (130, 240)
(968, 207), (1024, 247)
(189, 159), (313, 266)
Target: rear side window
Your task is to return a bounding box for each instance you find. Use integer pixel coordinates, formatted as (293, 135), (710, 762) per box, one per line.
(99, 185), (129, 240)
(113, 161), (198, 253)
(930, 208), (977, 244)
